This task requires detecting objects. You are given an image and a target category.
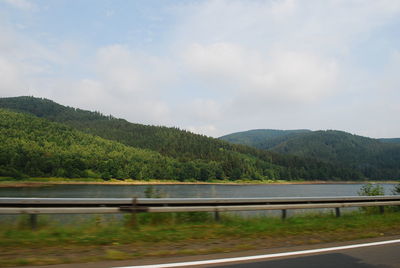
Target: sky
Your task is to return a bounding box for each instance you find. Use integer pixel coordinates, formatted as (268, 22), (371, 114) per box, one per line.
(0, 0), (399, 138)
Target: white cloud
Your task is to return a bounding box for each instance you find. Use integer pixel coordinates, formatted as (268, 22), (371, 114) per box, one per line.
(177, 98), (223, 129)
(50, 45), (177, 125)
(105, 9), (115, 17)
(184, 42), (338, 104)
(186, 124), (218, 137)
(191, 98), (221, 121)
(174, 0), (400, 49)
(0, 57), (27, 96)
(380, 51), (400, 93)
(172, 0), (400, 137)
(95, 45), (177, 96)
(0, 25), (39, 95)
(3, 0), (35, 10)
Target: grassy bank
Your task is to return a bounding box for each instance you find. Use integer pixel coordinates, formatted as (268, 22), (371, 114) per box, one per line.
(1, 211), (400, 266)
(1, 176), (397, 187)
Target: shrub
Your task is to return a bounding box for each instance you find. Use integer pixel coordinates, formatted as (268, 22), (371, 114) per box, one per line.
(392, 184), (400, 195)
(358, 183), (384, 214)
(358, 183), (384, 196)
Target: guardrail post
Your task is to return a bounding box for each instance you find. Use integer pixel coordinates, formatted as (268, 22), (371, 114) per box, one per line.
(281, 209), (287, 220)
(335, 207), (341, 217)
(29, 214), (37, 230)
(379, 206), (385, 214)
(128, 197), (138, 228)
(214, 210), (220, 222)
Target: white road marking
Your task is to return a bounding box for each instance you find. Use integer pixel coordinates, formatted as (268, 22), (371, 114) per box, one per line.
(113, 238), (400, 268)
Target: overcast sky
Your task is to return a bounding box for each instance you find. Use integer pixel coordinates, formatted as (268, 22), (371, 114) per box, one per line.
(1, 0), (399, 138)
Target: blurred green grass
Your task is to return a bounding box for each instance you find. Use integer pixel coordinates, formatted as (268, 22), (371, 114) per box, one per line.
(1, 211), (400, 247)
(1, 210), (400, 266)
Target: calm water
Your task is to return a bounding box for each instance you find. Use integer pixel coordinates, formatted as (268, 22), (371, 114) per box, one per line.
(0, 183), (396, 198)
(1, 183), (396, 221)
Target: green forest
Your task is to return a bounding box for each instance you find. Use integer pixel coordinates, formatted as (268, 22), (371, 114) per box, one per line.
(0, 96), (398, 181)
(1, 108), (294, 181)
(221, 129), (400, 179)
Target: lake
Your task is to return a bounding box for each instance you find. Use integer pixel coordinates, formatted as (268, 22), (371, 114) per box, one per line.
(1, 183), (396, 220)
(0, 183), (397, 198)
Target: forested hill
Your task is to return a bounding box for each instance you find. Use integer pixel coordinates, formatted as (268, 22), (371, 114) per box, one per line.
(0, 96), (250, 161)
(220, 129), (312, 149)
(220, 129), (400, 179)
(0, 108), (183, 180)
(0, 96), (360, 181)
(0, 108), (285, 181)
(380, 138), (400, 144)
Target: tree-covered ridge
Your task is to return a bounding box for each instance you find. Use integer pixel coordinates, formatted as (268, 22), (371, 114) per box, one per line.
(0, 96), (348, 180)
(221, 129), (400, 180)
(0, 96), (260, 161)
(0, 108), (177, 179)
(379, 138), (400, 144)
(0, 108), (285, 181)
(0, 97), (363, 181)
(220, 129), (312, 149)
(272, 130), (400, 178)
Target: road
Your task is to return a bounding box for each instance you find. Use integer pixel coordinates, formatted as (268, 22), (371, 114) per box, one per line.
(20, 237), (400, 268)
(207, 242), (400, 267)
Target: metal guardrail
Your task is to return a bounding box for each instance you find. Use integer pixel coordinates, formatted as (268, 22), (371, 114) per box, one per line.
(2, 195), (400, 205)
(1, 196), (400, 228)
(1, 196), (400, 215)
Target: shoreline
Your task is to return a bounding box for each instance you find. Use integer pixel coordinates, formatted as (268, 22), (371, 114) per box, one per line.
(0, 179), (398, 188)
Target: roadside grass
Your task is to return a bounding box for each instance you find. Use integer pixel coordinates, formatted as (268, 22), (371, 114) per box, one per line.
(0, 210), (400, 266)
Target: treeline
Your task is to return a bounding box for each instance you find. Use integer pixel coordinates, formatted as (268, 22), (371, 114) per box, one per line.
(0, 96), (373, 181)
(271, 131), (400, 179)
(0, 97), (271, 162)
(222, 129), (400, 180)
(0, 109), (285, 181)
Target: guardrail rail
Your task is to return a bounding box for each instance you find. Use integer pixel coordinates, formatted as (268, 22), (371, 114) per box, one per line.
(1, 196), (399, 228)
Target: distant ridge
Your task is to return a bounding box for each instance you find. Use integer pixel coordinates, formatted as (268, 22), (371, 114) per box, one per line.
(380, 138), (400, 144)
(220, 129), (312, 149)
(220, 129), (400, 180)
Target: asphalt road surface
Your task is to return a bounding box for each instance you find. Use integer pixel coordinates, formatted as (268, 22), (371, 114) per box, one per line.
(207, 242), (400, 268)
(20, 237), (400, 268)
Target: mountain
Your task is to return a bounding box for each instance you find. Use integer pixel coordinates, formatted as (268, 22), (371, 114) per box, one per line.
(380, 138), (400, 144)
(0, 108), (184, 180)
(220, 129), (312, 149)
(0, 96), (359, 181)
(220, 129), (400, 179)
(0, 96), (264, 161)
(2, 108), (299, 181)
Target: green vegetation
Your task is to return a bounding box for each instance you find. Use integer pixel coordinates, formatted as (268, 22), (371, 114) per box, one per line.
(0, 97), (361, 181)
(358, 183), (386, 214)
(220, 129), (312, 148)
(0, 211), (399, 266)
(380, 138), (400, 144)
(2, 108), (274, 181)
(393, 183), (400, 195)
(220, 129), (400, 180)
(358, 183), (385, 196)
(0, 176), (291, 186)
